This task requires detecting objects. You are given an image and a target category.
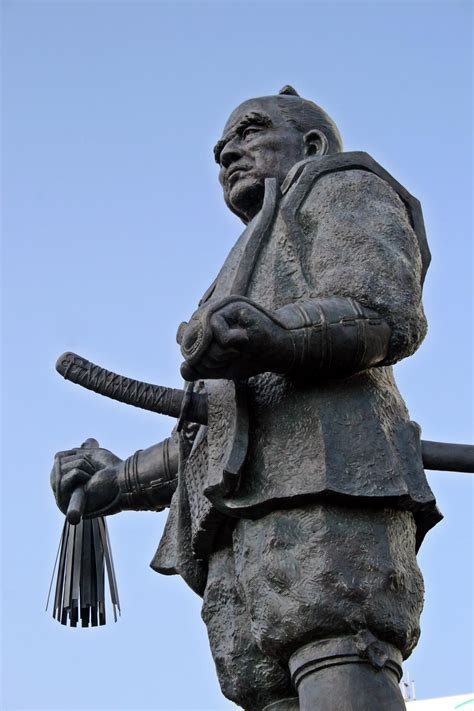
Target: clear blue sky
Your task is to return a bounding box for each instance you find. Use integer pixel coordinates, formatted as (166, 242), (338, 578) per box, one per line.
(2, 1), (472, 709)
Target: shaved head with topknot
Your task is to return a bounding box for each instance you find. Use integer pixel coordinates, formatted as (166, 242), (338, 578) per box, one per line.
(216, 86), (344, 222)
(275, 85), (343, 154)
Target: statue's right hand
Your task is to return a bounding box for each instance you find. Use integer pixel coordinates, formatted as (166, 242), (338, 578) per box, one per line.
(50, 439), (123, 518)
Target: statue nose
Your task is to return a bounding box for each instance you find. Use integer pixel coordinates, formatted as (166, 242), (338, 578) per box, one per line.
(220, 140), (243, 170)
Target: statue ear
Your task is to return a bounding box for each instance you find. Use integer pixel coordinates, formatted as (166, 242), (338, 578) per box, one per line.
(303, 129), (329, 157)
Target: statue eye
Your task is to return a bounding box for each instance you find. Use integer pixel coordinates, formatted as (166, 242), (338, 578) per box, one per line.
(242, 126), (260, 140)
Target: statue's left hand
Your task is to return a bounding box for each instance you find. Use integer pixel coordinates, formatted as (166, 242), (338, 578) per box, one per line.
(178, 297), (294, 380)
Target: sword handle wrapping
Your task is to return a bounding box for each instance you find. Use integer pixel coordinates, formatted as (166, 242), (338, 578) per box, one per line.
(55, 351), (208, 424)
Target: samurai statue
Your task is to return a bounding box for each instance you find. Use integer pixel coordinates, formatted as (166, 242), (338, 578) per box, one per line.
(51, 86), (442, 711)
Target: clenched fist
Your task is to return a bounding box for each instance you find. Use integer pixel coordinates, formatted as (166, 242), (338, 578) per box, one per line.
(50, 438), (123, 518)
(177, 296), (294, 381)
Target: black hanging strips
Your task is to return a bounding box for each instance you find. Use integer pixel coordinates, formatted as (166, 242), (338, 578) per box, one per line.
(47, 516), (120, 627)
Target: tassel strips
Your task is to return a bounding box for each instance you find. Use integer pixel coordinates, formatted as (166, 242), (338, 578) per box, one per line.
(47, 517), (120, 627)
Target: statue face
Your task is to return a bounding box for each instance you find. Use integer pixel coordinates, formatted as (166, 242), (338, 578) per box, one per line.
(214, 98), (307, 223)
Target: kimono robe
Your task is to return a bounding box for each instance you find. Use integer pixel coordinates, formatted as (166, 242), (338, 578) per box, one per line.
(151, 152), (441, 597)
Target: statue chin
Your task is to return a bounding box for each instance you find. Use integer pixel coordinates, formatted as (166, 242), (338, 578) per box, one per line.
(226, 177), (265, 223)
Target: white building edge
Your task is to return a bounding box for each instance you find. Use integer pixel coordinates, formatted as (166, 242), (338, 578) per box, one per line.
(405, 694), (473, 709)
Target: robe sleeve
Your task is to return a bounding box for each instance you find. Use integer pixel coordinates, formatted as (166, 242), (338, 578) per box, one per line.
(297, 168), (427, 365)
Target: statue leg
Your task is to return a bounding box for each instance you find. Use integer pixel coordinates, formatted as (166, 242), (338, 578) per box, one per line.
(289, 637), (405, 711)
(202, 545), (296, 711)
(232, 503), (425, 709)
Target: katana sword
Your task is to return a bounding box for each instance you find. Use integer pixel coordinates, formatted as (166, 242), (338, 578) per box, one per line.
(56, 352), (208, 425)
(56, 350), (474, 518)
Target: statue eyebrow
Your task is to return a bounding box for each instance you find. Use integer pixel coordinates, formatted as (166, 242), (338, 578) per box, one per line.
(213, 111), (273, 163)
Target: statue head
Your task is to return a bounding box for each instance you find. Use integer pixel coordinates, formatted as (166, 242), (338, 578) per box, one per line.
(214, 86), (343, 223)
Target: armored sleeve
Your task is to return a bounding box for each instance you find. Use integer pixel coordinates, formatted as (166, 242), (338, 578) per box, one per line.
(119, 432), (180, 511)
(279, 168), (427, 371)
(275, 296), (392, 376)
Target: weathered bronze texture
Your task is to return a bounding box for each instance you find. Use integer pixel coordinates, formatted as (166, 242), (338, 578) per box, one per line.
(51, 86), (467, 709)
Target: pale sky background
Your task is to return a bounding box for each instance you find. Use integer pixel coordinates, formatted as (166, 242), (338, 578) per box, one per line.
(1, 1), (473, 709)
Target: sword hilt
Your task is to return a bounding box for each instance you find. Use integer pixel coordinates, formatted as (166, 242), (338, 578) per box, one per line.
(55, 352), (208, 425)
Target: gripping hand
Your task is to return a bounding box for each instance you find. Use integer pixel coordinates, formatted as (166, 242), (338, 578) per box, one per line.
(51, 439), (123, 518)
(177, 296), (294, 381)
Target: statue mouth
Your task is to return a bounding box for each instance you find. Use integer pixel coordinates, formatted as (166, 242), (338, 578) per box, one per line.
(226, 166), (251, 187)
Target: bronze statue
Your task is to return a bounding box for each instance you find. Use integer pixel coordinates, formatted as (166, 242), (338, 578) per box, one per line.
(51, 86), (446, 710)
